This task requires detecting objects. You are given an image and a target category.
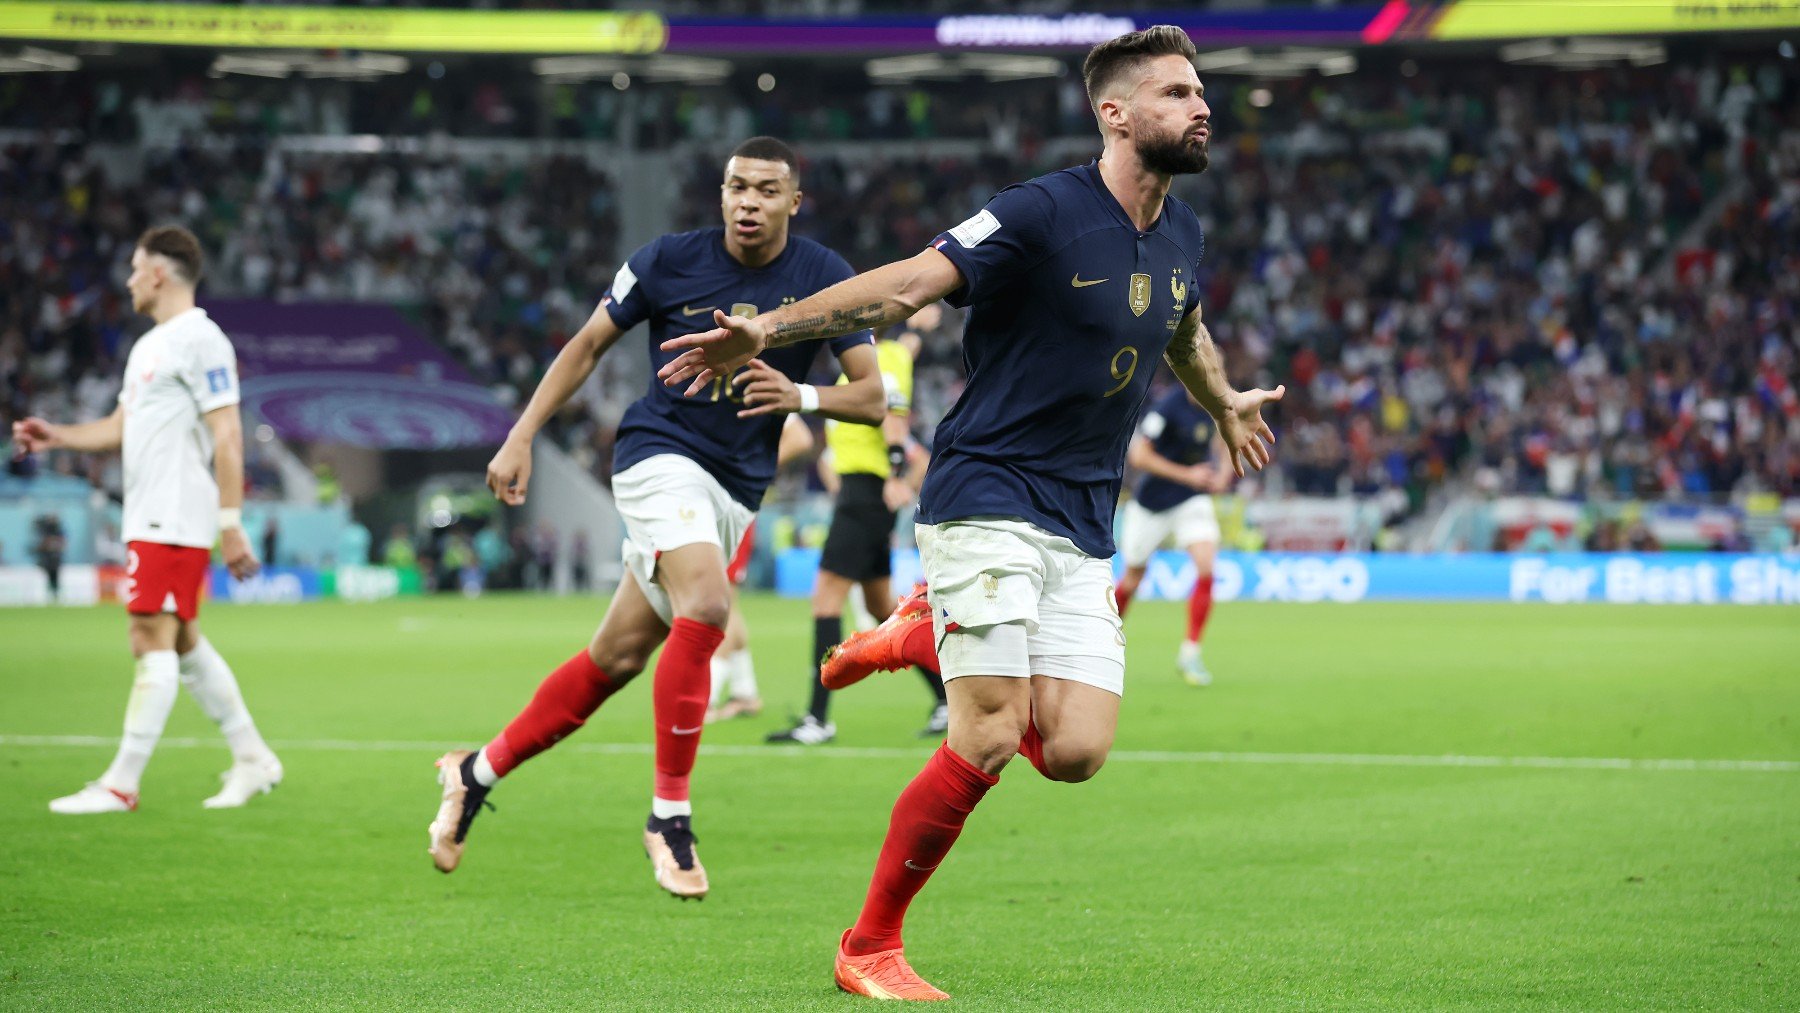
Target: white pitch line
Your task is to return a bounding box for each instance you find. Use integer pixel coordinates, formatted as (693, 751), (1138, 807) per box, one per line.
(1, 734), (1794, 773)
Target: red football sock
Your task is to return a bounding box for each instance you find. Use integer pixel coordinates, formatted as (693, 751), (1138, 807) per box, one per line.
(846, 743), (998, 955)
(1016, 708), (1053, 780)
(486, 649), (616, 778)
(1114, 584), (1134, 619)
(899, 619), (939, 675)
(1186, 573), (1214, 642)
(652, 617), (725, 802)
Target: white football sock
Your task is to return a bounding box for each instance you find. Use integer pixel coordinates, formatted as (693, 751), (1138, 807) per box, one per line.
(471, 748), (499, 787)
(725, 648), (758, 700)
(178, 637), (275, 766)
(709, 654), (731, 705)
(100, 650), (180, 794)
(651, 797), (692, 819)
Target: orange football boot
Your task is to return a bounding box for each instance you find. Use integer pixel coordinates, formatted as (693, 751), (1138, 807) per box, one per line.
(834, 930), (949, 1001)
(821, 583), (932, 690)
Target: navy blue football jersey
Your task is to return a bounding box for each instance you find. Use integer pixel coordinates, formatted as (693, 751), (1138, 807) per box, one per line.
(918, 161), (1207, 557)
(1133, 386), (1217, 512)
(605, 228), (872, 510)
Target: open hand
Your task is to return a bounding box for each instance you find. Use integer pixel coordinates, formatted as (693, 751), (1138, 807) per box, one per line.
(1214, 385), (1285, 478)
(659, 309), (768, 396)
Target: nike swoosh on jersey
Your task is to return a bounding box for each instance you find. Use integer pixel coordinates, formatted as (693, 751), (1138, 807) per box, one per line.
(1070, 274), (1109, 288)
(680, 304), (717, 316)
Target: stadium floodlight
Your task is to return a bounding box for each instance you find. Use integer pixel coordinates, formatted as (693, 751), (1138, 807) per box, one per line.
(210, 51), (408, 80)
(1500, 37), (1666, 68)
(865, 52), (1063, 83)
(0, 45), (78, 72)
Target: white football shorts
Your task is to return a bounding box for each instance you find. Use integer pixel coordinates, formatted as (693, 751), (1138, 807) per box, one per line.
(1118, 496), (1220, 568)
(916, 517), (1125, 697)
(613, 454), (755, 624)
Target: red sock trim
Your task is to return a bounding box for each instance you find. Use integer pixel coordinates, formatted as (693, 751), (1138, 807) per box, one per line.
(488, 649), (614, 778)
(652, 617), (725, 802)
(1016, 708), (1053, 780)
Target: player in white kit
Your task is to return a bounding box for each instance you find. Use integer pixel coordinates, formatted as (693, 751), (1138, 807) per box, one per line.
(11, 226), (282, 814)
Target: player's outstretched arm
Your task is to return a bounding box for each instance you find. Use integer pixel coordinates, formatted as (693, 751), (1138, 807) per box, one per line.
(487, 302), (625, 506)
(659, 249), (963, 395)
(1127, 434), (1211, 491)
(733, 343), (885, 426)
(1164, 304), (1284, 478)
(204, 403), (259, 580)
(10, 406), (124, 457)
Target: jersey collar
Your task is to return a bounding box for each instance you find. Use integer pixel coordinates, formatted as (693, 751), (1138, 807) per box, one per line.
(1082, 159), (1166, 238)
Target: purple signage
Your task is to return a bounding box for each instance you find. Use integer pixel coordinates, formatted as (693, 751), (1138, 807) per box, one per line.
(206, 300), (516, 450)
(664, 6), (1402, 53)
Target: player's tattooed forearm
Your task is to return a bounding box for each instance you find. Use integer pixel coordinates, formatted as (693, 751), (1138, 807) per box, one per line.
(829, 302), (886, 333)
(771, 314), (830, 343)
(1165, 318), (1202, 367)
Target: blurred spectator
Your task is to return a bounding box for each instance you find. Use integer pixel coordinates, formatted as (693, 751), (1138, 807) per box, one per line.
(32, 514), (66, 596)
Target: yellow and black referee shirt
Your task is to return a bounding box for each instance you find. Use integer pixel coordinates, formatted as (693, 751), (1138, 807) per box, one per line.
(824, 339), (912, 478)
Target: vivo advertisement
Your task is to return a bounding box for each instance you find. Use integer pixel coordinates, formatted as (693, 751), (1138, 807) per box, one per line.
(775, 551), (1800, 606)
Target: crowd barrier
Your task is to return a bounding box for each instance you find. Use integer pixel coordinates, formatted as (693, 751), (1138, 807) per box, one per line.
(0, 564), (421, 606)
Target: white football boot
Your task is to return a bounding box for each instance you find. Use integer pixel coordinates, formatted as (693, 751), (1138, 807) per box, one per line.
(1178, 642), (1212, 687)
(203, 756), (284, 808)
(50, 782), (137, 814)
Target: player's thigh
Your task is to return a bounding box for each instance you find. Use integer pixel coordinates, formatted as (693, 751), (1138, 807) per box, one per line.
(127, 612), (179, 657)
(945, 672), (1033, 776)
(587, 571), (672, 681)
(1030, 674), (1121, 782)
(1186, 539), (1219, 573)
(654, 542), (734, 628)
(1174, 498), (1221, 569)
(174, 619), (201, 655)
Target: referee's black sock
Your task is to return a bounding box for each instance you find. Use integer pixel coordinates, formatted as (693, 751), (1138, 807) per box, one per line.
(809, 615), (840, 722)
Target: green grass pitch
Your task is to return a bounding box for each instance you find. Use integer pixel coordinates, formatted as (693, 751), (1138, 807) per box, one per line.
(2, 595), (1796, 1010)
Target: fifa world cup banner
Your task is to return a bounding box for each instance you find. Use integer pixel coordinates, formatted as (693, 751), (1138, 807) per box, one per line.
(207, 301), (516, 450)
(775, 550), (1800, 605)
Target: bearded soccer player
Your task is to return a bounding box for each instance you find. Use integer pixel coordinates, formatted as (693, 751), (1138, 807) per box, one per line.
(426, 137), (884, 900)
(13, 226), (282, 814)
(661, 28), (1282, 996)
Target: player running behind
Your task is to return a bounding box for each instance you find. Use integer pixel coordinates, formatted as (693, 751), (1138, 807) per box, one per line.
(767, 325), (946, 745)
(660, 27), (1281, 996)
(426, 137), (884, 900)
(706, 414), (816, 724)
(13, 226), (282, 814)
(1115, 383), (1232, 685)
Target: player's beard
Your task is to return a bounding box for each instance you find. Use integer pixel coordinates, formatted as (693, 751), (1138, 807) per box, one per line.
(1138, 123), (1209, 176)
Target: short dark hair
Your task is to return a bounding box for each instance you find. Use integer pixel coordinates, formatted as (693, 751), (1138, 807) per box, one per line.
(137, 225), (204, 285)
(727, 135), (799, 180)
(1082, 25), (1198, 107)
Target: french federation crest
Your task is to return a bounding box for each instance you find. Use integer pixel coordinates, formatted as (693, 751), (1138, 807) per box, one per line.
(731, 302), (758, 318)
(1128, 274), (1152, 317)
(1170, 273), (1187, 310)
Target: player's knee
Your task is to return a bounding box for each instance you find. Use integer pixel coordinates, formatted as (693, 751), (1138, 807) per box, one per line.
(589, 638), (651, 683)
(1041, 742), (1109, 783)
(957, 735), (1020, 777)
(673, 593), (731, 630)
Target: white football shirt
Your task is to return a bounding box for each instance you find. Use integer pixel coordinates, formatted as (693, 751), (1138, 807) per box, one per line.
(118, 307), (241, 548)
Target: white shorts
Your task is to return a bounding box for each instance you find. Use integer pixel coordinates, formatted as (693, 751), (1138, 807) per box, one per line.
(1118, 496), (1220, 568)
(917, 517), (1125, 697)
(613, 454), (755, 624)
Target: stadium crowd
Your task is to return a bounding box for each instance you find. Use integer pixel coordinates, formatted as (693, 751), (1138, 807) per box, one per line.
(4, 56), (1797, 518)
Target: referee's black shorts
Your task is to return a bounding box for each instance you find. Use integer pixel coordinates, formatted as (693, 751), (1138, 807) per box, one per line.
(820, 473), (896, 581)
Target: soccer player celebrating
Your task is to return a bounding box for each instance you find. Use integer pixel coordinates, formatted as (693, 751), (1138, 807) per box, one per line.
(768, 326), (947, 745)
(661, 28), (1281, 996)
(427, 137), (884, 900)
(13, 226), (281, 814)
(1115, 385), (1232, 685)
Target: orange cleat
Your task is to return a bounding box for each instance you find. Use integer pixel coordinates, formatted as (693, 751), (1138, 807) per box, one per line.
(821, 583), (931, 691)
(834, 930), (949, 1002)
